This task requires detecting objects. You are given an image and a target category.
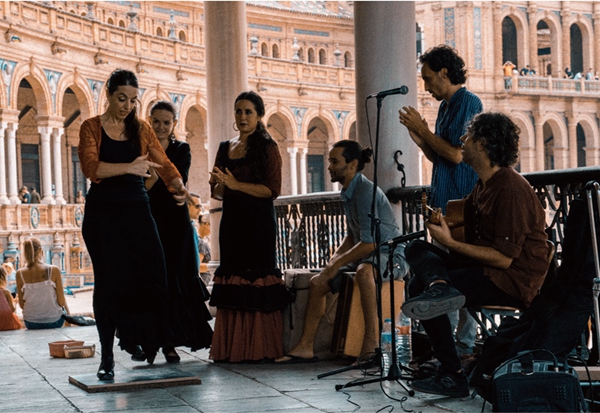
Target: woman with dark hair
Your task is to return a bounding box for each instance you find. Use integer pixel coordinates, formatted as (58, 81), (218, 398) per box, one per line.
(209, 91), (292, 363)
(78, 69), (193, 380)
(146, 100), (213, 363)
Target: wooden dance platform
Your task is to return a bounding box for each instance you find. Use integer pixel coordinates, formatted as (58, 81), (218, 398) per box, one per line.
(69, 368), (201, 393)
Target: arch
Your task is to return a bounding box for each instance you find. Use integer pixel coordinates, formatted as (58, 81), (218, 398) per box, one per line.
(140, 89), (172, 120)
(178, 30), (186, 42)
(508, 111), (535, 172)
(532, 11), (562, 77)
(341, 111), (357, 140)
(302, 108), (337, 142)
(182, 103), (208, 198)
(10, 62), (51, 116)
(261, 42), (269, 57)
(541, 112), (568, 170)
(118, 20), (126, 28)
(54, 72), (95, 121)
(307, 48), (315, 64)
(575, 113), (599, 149)
(319, 49), (327, 65)
(157, 27), (163, 37)
(272, 43), (280, 59)
(499, 9), (529, 70)
(297, 47), (304, 62)
(344, 51), (352, 68)
(570, 24), (584, 74)
(264, 105), (296, 141)
(107, 17), (114, 25)
(569, 17), (594, 76)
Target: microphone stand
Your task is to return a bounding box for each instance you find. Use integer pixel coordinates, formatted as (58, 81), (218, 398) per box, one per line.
(328, 95), (414, 396)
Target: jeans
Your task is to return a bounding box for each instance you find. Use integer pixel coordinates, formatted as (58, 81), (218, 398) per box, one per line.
(24, 317), (64, 330)
(405, 240), (522, 372)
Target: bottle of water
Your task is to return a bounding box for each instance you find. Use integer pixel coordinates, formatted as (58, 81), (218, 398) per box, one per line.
(381, 318), (393, 376)
(396, 312), (412, 367)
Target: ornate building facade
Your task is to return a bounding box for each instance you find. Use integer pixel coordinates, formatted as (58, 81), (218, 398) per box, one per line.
(0, 1), (598, 276)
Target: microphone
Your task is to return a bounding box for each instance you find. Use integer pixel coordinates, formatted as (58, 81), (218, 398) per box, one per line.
(367, 86), (409, 99)
(380, 230), (426, 246)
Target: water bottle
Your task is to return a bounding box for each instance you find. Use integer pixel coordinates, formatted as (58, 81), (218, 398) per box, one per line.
(381, 318), (393, 376)
(396, 312), (412, 367)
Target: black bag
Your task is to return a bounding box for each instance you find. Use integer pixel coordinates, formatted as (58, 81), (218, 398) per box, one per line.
(62, 308), (96, 326)
(491, 349), (587, 412)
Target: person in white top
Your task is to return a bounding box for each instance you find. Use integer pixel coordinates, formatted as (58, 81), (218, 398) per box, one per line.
(16, 237), (70, 329)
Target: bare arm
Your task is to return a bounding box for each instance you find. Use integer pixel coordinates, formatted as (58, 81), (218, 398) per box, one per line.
(96, 154), (161, 179)
(52, 267), (69, 313)
(399, 106), (463, 165)
(319, 234), (376, 280)
(426, 217), (513, 269)
(3, 289), (15, 312)
(210, 167), (273, 199)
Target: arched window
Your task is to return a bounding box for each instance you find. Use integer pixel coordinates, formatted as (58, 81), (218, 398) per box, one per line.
(107, 18), (114, 25)
(157, 27), (163, 37)
(344, 51), (352, 68)
(179, 31), (186, 42)
(570, 24), (584, 75)
(577, 124), (586, 167)
(319, 49), (327, 65)
(272, 44), (280, 59)
(308, 48), (315, 63)
(502, 16), (518, 68)
(298, 47), (304, 61)
(119, 20), (126, 28)
(261, 42), (269, 57)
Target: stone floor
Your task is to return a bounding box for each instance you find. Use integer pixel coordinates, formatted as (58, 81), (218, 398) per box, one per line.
(0, 289), (492, 413)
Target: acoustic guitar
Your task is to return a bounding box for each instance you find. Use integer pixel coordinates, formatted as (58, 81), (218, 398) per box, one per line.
(421, 191), (474, 243)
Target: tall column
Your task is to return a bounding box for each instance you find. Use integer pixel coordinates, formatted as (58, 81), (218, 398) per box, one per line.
(533, 113), (546, 170)
(354, 2), (418, 191)
(205, 2), (248, 263)
(561, 6), (571, 74)
(566, 114), (578, 168)
(493, 3), (505, 88)
(594, 4), (600, 75)
(52, 127), (66, 205)
(0, 123), (9, 204)
(528, 5), (539, 72)
(299, 147), (308, 194)
(38, 126), (55, 204)
(287, 147), (298, 195)
(6, 122), (18, 204)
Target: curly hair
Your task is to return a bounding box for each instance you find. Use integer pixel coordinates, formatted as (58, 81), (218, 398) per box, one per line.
(331, 140), (373, 171)
(419, 45), (467, 85)
(468, 112), (520, 167)
(234, 91), (274, 181)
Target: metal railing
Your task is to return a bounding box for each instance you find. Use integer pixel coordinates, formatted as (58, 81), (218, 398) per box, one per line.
(275, 166), (600, 270)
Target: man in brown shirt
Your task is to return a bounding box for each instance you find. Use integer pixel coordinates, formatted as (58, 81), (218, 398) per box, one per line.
(402, 112), (550, 397)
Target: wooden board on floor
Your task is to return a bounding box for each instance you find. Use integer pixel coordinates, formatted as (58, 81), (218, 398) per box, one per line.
(574, 366), (600, 381)
(69, 369), (201, 393)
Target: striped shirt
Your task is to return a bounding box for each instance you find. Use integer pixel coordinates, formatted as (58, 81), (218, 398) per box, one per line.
(430, 87), (483, 213)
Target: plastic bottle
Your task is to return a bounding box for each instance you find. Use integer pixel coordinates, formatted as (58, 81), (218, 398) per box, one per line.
(381, 318), (393, 376)
(396, 312), (412, 367)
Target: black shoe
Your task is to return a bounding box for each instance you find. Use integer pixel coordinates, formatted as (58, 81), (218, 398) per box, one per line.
(402, 283), (465, 321)
(124, 345), (146, 362)
(411, 370), (469, 397)
(97, 356), (115, 381)
(162, 347), (180, 364)
(143, 346), (158, 365)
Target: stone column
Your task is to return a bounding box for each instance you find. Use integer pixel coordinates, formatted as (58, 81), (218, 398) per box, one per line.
(0, 123), (9, 204)
(6, 122), (19, 204)
(566, 114), (578, 168)
(528, 5), (539, 72)
(561, 6), (571, 75)
(533, 113), (546, 170)
(205, 2), (248, 263)
(299, 147), (308, 194)
(38, 126), (55, 204)
(594, 4), (600, 75)
(287, 147), (298, 195)
(493, 3), (505, 88)
(52, 127), (66, 205)
(354, 2), (418, 192)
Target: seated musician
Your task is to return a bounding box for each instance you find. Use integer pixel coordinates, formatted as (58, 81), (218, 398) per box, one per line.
(276, 140), (409, 364)
(402, 112), (551, 397)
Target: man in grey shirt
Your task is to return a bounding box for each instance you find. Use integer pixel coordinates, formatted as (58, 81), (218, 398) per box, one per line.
(277, 140), (408, 363)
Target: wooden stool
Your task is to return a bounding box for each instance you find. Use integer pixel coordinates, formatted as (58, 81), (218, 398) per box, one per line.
(331, 272), (404, 358)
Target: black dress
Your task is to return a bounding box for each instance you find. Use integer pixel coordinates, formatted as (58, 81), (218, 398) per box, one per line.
(209, 140), (292, 362)
(82, 130), (168, 351)
(148, 139), (213, 351)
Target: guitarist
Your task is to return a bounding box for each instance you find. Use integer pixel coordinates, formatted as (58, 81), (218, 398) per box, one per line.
(402, 113), (551, 397)
(399, 45), (483, 358)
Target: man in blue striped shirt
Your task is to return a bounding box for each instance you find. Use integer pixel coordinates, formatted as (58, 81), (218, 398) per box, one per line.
(399, 45), (483, 359)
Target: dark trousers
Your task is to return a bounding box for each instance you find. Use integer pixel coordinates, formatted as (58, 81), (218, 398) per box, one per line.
(405, 240), (522, 373)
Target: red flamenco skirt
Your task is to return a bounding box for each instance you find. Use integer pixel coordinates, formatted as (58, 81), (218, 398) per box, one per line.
(209, 273), (288, 362)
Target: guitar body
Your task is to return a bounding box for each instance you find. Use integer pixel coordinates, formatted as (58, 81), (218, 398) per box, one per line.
(422, 193), (475, 243)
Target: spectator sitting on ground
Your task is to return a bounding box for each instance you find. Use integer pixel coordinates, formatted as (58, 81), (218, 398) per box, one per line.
(2, 262), (16, 299)
(0, 266), (21, 331)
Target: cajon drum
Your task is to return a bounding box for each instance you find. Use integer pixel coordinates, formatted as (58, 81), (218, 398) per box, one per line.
(331, 272), (404, 358)
(282, 269), (338, 359)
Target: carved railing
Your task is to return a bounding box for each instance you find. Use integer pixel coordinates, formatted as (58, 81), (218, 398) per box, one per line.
(276, 167), (600, 270)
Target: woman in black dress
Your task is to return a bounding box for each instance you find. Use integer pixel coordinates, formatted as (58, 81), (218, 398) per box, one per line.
(78, 70), (193, 380)
(146, 100), (213, 363)
(209, 91), (292, 362)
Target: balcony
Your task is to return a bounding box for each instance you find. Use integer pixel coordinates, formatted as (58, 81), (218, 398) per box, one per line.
(275, 167), (600, 270)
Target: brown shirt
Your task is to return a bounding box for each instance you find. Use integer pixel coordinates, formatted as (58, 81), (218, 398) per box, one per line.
(466, 167), (550, 307)
(78, 116), (181, 192)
